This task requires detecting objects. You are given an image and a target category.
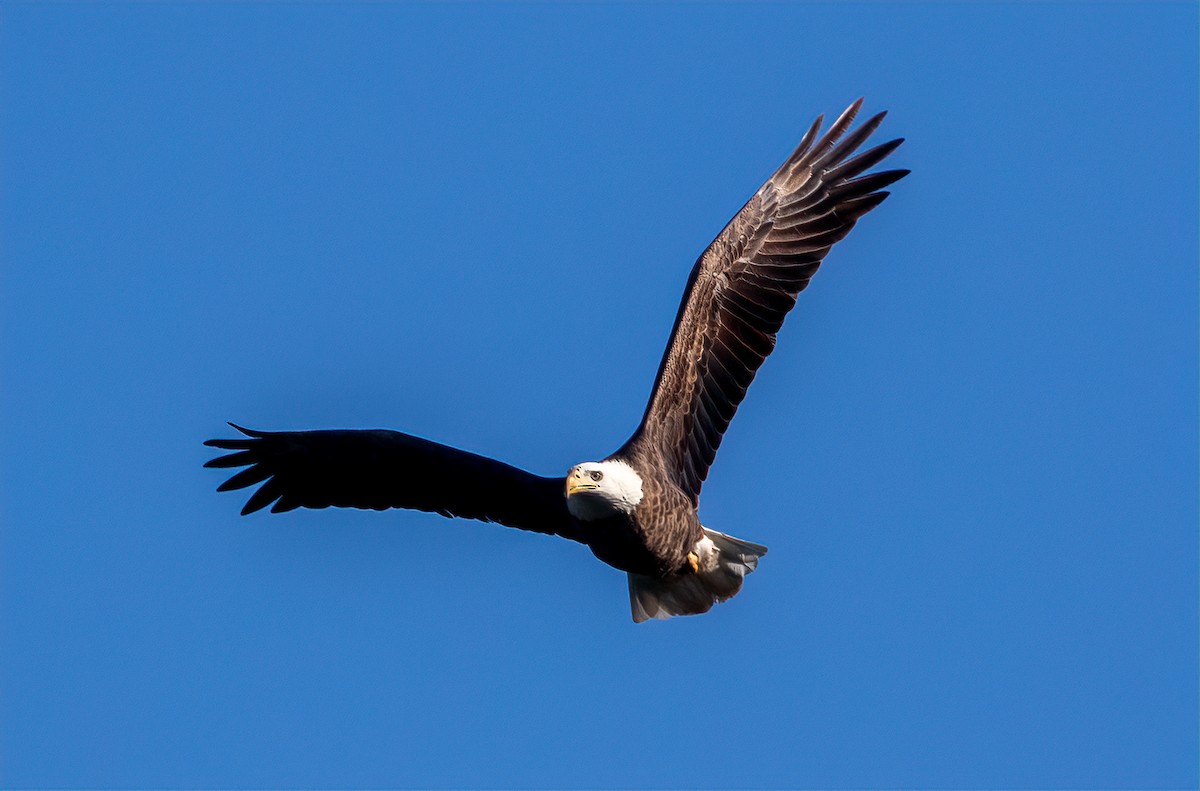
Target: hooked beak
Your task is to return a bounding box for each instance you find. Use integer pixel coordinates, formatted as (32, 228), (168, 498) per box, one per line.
(566, 468), (599, 496)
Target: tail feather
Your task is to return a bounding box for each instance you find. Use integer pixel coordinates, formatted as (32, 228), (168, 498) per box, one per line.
(705, 529), (769, 570)
(627, 528), (768, 623)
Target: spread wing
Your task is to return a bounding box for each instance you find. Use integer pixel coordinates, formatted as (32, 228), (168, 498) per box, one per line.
(621, 99), (907, 503)
(204, 424), (578, 540)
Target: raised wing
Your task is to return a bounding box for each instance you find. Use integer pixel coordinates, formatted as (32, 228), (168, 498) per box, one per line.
(204, 424), (577, 539)
(621, 99), (907, 503)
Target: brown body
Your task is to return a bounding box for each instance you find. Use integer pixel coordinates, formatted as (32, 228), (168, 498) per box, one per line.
(575, 458), (701, 577)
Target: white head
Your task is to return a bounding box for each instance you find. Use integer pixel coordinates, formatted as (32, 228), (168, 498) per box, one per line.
(565, 459), (645, 521)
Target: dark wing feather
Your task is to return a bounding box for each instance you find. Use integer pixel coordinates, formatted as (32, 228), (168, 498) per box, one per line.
(621, 99), (907, 503)
(204, 424), (577, 540)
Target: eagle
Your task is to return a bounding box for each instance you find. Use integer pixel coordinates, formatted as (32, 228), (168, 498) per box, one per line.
(205, 99), (907, 622)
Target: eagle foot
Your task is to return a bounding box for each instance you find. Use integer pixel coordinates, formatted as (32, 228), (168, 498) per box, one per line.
(687, 551), (700, 574)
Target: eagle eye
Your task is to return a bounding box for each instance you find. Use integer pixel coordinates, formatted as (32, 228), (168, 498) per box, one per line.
(589, 470), (604, 482)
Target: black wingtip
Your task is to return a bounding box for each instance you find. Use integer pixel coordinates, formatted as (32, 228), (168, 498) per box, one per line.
(228, 422), (266, 438)
(205, 423), (265, 451)
(241, 483), (281, 515)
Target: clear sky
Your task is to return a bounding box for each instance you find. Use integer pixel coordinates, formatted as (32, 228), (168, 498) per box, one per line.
(1, 3), (1196, 789)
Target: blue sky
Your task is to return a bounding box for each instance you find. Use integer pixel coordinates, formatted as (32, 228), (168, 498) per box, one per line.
(1, 3), (1196, 789)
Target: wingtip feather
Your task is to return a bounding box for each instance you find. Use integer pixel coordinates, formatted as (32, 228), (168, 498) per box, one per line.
(241, 483), (281, 515)
(825, 137), (906, 183)
(228, 422), (266, 438)
(835, 98), (864, 129)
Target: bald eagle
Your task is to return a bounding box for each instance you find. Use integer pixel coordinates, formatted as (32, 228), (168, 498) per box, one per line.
(205, 99), (907, 622)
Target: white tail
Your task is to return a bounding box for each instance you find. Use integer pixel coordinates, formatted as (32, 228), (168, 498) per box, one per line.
(627, 528), (768, 623)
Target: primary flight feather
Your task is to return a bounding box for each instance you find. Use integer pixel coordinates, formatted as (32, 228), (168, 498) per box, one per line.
(205, 99), (908, 622)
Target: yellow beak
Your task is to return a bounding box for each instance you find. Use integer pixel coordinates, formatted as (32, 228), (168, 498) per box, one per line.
(565, 469), (599, 496)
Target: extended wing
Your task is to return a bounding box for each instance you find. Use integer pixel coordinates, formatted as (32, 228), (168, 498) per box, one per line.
(621, 99), (907, 503)
(204, 424), (577, 540)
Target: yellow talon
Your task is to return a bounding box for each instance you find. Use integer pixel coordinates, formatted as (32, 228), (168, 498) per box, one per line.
(687, 551), (700, 574)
